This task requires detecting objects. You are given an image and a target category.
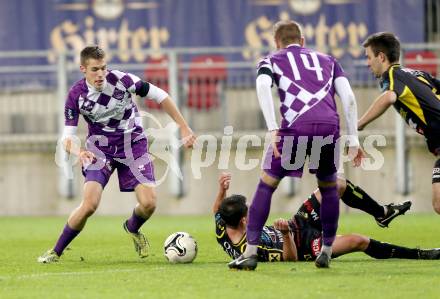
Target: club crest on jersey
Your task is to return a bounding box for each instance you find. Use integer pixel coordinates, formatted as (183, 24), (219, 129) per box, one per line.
(81, 99), (95, 112)
(113, 89), (125, 100)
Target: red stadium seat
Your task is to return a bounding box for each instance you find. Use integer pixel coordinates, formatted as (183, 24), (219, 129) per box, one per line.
(186, 55), (227, 111)
(144, 56), (169, 110)
(404, 50), (438, 77)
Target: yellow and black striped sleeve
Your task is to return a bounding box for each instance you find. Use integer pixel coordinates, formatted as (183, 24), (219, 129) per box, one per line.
(386, 65), (405, 97)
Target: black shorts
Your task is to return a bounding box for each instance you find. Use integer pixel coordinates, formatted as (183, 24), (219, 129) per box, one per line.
(290, 216), (322, 261)
(425, 131), (440, 156)
(295, 193), (322, 230)
(289, 194), (323, 261)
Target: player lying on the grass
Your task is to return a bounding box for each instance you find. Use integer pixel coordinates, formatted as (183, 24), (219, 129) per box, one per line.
(214, 173), (440, 265)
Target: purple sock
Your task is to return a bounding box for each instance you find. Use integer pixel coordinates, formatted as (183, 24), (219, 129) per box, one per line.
(246, 180), (276, 245)
(53, 224), (80, 256)
(126, 210), (148, 233)
(319, 182), (339, 247)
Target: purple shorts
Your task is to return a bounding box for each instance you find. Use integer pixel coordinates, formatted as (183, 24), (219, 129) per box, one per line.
(82, 138), (155, 192)
(263, 123), (340, 180)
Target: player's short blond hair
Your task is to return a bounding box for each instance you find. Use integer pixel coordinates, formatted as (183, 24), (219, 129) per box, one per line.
(273, 20), (302, 46)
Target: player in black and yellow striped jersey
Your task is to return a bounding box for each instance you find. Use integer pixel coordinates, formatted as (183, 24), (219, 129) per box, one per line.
(382, 66), (440, 143)
(213, 173), (426, 270)
(359, 32), (440, 214)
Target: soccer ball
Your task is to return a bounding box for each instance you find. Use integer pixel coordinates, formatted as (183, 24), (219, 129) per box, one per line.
(163, 232), (198, 263)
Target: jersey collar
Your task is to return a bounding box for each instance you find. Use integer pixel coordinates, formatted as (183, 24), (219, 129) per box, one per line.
(381, 63), (400, 80)
(285, 43), (302, 48)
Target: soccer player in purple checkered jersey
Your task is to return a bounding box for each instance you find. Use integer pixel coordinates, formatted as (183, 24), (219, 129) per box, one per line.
(228, 21), (364, 270)
(38, 46), (196, 263)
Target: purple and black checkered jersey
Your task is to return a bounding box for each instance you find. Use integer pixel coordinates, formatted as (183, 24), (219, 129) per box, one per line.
(64, 70), (146, 144)
(257, 45), (346, 129)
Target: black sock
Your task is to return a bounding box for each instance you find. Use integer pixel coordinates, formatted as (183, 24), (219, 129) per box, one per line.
(364, 239), (420, 259)
(341, 180), (385, 218)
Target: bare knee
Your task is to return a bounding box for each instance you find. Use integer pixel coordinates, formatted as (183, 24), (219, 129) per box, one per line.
(136, 186), (157, 214)
(79, 200), (99, 218)
(141, 193), (156, 213)
(348, 234), (369, 251)
(79, 181), (103, 218)
(432, 199), (440, 214)
(336, 178), (347, 197)
(79, 196), (100, 217)
(260, 171), (280, 188)
(432, 183), (440, 214)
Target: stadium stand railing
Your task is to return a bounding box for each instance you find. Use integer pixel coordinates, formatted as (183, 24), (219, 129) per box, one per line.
(0, 44), (439, 203)
(0, 45), (439, 152)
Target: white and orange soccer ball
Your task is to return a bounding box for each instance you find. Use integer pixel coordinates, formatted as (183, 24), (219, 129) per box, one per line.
(163, 232), (198, 263)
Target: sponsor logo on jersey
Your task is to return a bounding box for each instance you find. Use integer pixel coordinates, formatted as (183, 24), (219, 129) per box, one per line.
(263, 227), (278, 243)
(311, 210), (319, 221)
(105, 159), (112, 171)
(223, 241), (240, 259)
(269, 253), (281, 262)
(311, 238), (321, 257)
(303, 199), (319, 221)
(65, 108), (76, 120)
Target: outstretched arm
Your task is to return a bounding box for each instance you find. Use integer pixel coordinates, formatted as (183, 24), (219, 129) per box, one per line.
(63, 135), (95, 167)
(358, 90), (397, 131)
(273, 218), (298, 262)
(160, 97), (196, 148)
(212, 172), (231, 214)
(137, 81), (196, 148)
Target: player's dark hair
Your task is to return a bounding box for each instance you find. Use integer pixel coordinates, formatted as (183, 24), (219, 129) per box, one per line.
(80, 45), (105, 66)
(273, 20), (302, 46)
(218, 195), (248, 228)
(362, 32), (400, 63)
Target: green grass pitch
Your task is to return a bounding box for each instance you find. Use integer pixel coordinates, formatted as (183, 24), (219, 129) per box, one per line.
(1, 213), (440, 299)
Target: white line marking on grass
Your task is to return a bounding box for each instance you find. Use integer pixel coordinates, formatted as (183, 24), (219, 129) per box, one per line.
(2, 268), (146, 280)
